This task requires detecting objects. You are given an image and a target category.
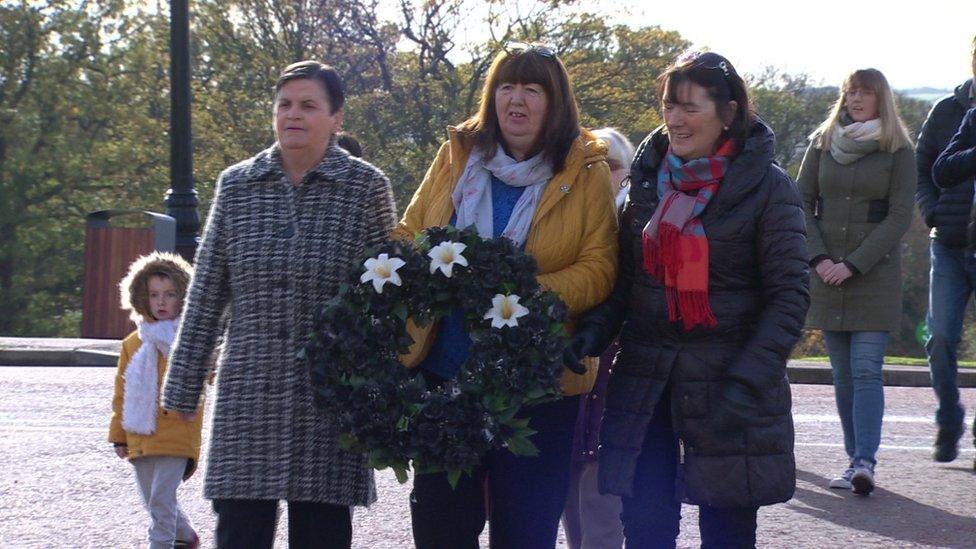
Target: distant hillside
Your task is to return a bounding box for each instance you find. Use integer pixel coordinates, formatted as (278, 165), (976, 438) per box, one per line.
(900, 87), (952, 103)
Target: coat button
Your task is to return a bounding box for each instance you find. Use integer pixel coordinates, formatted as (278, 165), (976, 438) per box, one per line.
(587, 450), (595, 456)
(590, 393), (598, 400)
(276, 278), (289, 290)
(280, 222), (295, 238)
(642, 181), (651, 189)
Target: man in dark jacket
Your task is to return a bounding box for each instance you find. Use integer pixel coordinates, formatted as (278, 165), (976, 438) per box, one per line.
(915, 35), (976, 464)
(933, 101), (976, 471)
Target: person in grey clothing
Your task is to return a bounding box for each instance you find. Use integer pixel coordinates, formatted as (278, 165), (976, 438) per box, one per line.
(916, 35), (976, 465)
(161, 61), (397, 548)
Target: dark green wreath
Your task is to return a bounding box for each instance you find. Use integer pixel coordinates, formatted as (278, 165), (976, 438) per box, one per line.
(302, 226), (569, 486)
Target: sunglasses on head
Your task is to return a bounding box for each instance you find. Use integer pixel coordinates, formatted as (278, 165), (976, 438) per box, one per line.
(505, 41), (557, 59)
(676, 51), (734, 79)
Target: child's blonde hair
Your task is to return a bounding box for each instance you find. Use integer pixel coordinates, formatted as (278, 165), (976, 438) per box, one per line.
(119, 251), (193, 323)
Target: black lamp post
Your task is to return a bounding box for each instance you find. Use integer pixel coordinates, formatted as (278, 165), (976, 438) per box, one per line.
(165, 0), (200, 261)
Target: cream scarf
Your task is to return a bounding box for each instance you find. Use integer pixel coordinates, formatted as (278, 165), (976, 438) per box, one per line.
(451, 145), (553, 247)
(122, 318), (179, 435)
(829, 117), (882, 165)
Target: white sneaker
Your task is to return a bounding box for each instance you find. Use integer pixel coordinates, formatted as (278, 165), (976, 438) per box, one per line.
(851, 465), (875, 495)
(828, 467), (854, 489)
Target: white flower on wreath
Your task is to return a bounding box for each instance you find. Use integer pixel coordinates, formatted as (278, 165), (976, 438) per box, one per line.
(360, 253), (405, 294)
(428, 241), (468, 278)
(484, 293), (530, 329)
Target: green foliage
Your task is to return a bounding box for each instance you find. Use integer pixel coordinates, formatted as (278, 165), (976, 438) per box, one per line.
(0, 1), (169, 335)
(0, 0), (952, 364)
(747, 68), (836, 171)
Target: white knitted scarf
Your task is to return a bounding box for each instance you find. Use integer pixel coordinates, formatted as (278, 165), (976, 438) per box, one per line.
(122, 318), (178, 435)
(451, 145), (553, 247)
(829, 118), (882, 165)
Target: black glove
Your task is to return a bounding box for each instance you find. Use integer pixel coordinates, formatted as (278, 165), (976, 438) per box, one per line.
(562, 326), (601, 375)
(713, 380), (761, 430)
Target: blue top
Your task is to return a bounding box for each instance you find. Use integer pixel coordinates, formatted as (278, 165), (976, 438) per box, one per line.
(419, 175), (527, 380)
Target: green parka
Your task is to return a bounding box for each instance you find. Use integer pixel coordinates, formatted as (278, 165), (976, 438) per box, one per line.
(797, 142), (916, 332)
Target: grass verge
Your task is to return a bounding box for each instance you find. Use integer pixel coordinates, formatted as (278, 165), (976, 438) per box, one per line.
(798, 356), (976, 368)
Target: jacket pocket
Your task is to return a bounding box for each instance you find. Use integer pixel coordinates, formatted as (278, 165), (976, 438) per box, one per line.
(867, 199), (889, 223)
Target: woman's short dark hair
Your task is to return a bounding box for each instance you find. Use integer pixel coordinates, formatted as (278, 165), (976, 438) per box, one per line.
(657, 51), (753, 150)
(457, 44), (580, 173)
(336, 132), (362, 158)
(274, 61), (345, 114)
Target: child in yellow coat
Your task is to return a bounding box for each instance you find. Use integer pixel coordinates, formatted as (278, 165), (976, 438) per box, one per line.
(108, 252), (203, 549)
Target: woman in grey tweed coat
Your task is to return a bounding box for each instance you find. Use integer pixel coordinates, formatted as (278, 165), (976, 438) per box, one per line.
(161, 61), (396, 548)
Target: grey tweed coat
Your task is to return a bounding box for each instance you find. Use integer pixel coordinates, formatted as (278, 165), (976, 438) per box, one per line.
(162, 143), (396, 505)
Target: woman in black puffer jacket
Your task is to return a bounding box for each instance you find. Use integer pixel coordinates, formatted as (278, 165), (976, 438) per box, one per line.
(569, 51), (809, 548)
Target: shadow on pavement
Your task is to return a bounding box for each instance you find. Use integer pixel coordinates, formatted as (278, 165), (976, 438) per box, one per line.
(788, 469), (976, 546)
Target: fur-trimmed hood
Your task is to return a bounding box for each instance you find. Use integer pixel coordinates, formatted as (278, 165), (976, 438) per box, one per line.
(119, 252), (193, 323)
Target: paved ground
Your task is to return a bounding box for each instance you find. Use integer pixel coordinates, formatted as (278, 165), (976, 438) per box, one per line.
(1, 366), (974, 548)
(5, 336), (976, 387)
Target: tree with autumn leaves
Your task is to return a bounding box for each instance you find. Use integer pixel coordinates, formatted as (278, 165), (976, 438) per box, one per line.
(0, 0), (938, 357)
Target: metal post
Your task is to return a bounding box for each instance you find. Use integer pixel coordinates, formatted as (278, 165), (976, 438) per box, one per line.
(165, 0), (200, 262)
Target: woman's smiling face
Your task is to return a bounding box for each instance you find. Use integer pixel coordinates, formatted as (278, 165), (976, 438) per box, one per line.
(663, 81), (731, 161)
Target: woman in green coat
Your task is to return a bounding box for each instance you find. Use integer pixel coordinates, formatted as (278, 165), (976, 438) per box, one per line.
(797, 68), (915, 496)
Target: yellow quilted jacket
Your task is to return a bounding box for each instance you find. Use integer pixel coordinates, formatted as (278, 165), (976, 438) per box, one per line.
(108, 331), (205, 479)
(394, 127), (618, 395)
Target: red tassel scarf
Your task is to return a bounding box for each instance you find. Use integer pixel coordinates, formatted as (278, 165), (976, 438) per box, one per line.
(642, 140), (736, 330)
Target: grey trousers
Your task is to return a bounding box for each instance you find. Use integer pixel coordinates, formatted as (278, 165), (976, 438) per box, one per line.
(562, 461), (624, 549)
(132, 456), (195, 549)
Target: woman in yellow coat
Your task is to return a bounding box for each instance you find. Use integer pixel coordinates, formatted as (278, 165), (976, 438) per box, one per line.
(396, 43), (618, 549)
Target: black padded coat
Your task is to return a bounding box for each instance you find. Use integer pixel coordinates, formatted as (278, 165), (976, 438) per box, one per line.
(583, 119), (809, 508)
(915, 79), (974, 248)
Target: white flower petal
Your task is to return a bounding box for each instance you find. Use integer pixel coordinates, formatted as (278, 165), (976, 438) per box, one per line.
(361, 253), (405, 293)
(427, 241), (468, 278)
(484, 293), (530, 329)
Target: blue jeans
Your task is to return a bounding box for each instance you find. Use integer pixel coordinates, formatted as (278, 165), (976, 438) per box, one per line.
(823, 330), (889, 466)
(925, 239), (975, 431)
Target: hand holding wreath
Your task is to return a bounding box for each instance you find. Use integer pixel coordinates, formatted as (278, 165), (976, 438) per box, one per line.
(302, 226), (570, 486)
